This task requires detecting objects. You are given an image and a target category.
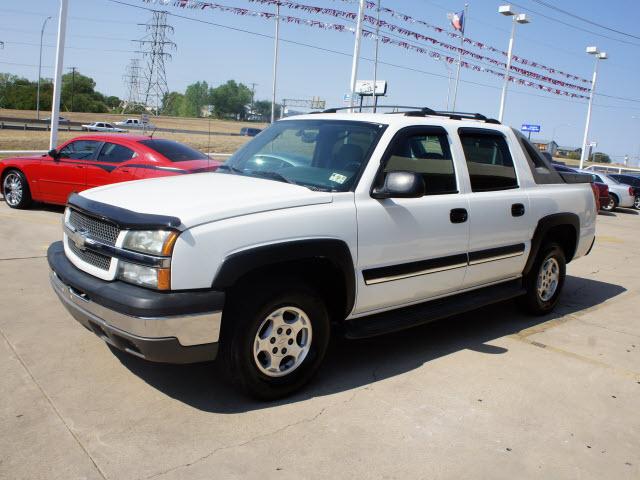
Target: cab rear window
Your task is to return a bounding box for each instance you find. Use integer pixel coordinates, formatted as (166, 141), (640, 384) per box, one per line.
(139, 139), (208, 162)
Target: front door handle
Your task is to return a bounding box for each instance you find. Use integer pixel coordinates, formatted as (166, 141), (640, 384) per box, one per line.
(511, 203), (525, 217)
(450, 208), (468, 224)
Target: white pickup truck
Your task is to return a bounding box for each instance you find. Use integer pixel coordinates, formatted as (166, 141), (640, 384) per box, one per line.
(48, 108), (597, 399)
(114, 118), (156, 130)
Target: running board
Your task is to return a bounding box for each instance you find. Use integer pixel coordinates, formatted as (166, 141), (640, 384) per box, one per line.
(344, 279), (526, 339)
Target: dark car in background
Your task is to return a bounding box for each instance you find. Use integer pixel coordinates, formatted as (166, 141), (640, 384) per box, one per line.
(609, 174), (640, 209)
(240, 127), (262, 137)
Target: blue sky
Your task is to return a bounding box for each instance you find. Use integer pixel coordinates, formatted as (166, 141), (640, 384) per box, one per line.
(2, 0), (639, 164)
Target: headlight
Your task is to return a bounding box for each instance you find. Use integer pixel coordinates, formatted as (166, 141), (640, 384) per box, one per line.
(119, 229), (178, 290)
(117, 261), (171, 290)
(122, 230), (178, 256)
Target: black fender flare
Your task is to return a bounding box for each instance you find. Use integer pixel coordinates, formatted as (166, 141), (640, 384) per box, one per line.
(523, 213), (580, 276)
(212, 239), (356, 316)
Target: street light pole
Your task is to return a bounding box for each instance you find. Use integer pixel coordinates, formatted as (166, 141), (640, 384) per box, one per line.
(36, 16), (52, 120)
(497, 5), (530, 123)
(580, 47), (608, 169)
(349, 0), (366, 111)
(270, 3), (280, 123)
(49, 0), (68, 150)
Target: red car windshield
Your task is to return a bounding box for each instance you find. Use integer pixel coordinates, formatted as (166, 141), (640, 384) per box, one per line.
(139, 139), (208, 162)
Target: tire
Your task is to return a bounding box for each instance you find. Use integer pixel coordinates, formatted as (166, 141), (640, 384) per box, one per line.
(634, 196), (640, 210)
(601, 194), (617, 212)
(219, 279), (330, 400)
(2, 169), (32, 209)
(519, 243), (566, 316)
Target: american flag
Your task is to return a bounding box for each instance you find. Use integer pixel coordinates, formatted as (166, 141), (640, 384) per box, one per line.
(448, 10), (465, 33)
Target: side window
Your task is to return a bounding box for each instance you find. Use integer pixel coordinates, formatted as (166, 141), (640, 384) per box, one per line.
(513, 130), (563, 184)
(97, 143), (136, 163)
(384, 130), (457, 195)
(58, 140), (102, 160)
(459, 130), (518, 192)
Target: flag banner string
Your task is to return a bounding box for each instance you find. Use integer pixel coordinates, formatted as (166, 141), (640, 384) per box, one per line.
(141, 0), (590, 99)
(247, 0), (590, 91)
(327, 0), (591, 85)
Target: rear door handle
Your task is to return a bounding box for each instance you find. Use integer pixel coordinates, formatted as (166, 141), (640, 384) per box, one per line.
(512, 203), (525, 217)
(450, 208), (468, 224)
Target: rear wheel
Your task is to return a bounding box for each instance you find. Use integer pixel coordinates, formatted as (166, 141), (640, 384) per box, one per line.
(519, 243), (566, 315)
(220, 279), (330, 400)
(601, 194), (617, 212)
(2, 170), (32, 209)
(634, 196), (640, 210)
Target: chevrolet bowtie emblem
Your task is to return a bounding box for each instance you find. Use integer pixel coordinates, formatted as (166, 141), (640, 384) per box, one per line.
(70, 228), (90, 251)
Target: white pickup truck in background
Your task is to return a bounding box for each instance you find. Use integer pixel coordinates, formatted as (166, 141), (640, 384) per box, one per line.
(48, 107), (597, 399)
(114, 118), (156, 130)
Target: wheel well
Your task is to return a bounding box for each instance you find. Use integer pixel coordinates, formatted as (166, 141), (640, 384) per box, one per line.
(545, 224), (577, 262)
(226, 258), (349, 322)
(609, 192), (619, 202)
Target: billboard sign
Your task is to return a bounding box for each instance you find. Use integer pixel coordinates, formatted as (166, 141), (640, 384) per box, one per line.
(355, 80), (388, 97)
(521, 124), (541, 133)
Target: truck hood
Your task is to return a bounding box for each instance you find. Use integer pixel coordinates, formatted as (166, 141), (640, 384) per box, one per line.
(79, 173), (334, 228)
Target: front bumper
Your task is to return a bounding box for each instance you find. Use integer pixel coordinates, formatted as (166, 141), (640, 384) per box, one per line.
(48, 242), (223, 364)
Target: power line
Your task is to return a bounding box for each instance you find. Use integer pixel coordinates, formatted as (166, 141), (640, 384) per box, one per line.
(529, 0), (640, 41)
(509, 1), (640, 48)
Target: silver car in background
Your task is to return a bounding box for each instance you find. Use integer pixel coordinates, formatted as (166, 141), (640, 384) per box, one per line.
(580, 170), (635, 211)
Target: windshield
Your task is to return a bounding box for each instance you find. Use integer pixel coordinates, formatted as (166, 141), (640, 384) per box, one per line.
(139, 139), (208, 162)
(218, 119), (386, 192)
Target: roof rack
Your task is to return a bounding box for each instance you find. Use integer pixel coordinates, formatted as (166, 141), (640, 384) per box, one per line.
(311, 105), (501, 124)
(313, 105), (426, 114)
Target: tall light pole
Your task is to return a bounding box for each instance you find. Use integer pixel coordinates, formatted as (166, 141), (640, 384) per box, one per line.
(49, 0), (69, 150)
(497, 5), (530, 123)
(579, 46), (608, 169)
(349, 0), (366, 111)
(270, 3), (280, 123)
(36, 16), (52, 120)
(372, 0), (381, 112)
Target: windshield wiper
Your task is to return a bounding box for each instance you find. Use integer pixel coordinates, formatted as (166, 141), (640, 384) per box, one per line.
(246, 170), (298, 186)
(216, 164), (244, 174)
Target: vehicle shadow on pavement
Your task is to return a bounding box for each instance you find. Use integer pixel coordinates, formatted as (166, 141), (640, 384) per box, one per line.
(615, 208), (639, 215)
(112, 275), (626, 413)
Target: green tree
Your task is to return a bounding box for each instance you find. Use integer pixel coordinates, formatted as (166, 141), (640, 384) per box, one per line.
(162, 91), (185, 116)
(209, 80), (252, 119)
(180, 81), (209, 117)
(252, 100), (282, 121)
(592, 152), (611, 164)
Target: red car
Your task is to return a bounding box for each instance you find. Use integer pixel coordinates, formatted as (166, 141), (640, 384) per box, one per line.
(0, 134), (221, 209)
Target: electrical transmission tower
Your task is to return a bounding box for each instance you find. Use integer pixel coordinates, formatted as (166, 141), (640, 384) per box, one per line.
(122, 58), (143, 113)
(136, 10), (176, 115)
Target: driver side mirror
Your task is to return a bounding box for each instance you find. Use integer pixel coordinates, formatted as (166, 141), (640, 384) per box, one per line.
(48, 148), (60, 161)
(371, 171), (425, 199)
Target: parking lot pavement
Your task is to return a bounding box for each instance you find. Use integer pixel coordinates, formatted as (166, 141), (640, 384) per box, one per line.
(0, 201), (638, 480)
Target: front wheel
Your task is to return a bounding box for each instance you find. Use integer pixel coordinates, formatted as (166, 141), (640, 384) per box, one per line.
(519, 243), (566, 315)
(2, 170), (32, 209)
(601, 194), (617, 212)
(220, 280), (330, 400)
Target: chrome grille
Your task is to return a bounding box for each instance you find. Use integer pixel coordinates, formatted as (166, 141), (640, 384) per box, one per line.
(68, 239), (112, 270)
(68, 209), (119, 245)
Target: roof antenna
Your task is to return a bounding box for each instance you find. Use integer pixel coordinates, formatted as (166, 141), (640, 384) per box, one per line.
(149, 126), (158, 139)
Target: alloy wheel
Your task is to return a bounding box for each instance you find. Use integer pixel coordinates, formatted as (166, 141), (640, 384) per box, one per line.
(537, 257), (560, 302)
(3, 173), (23, 207)
(253, 306), (313, 378)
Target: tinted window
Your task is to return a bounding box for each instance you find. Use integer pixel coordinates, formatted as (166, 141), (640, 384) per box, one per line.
(139, 139), (208, 162)
(97, 142), (136, 163)
(384, 130), (457, 195)
(513, 130), (563, 184)
(58, 140), (102, 160)
(221, 120), (385, 192)
(459, 130), (518, 192)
